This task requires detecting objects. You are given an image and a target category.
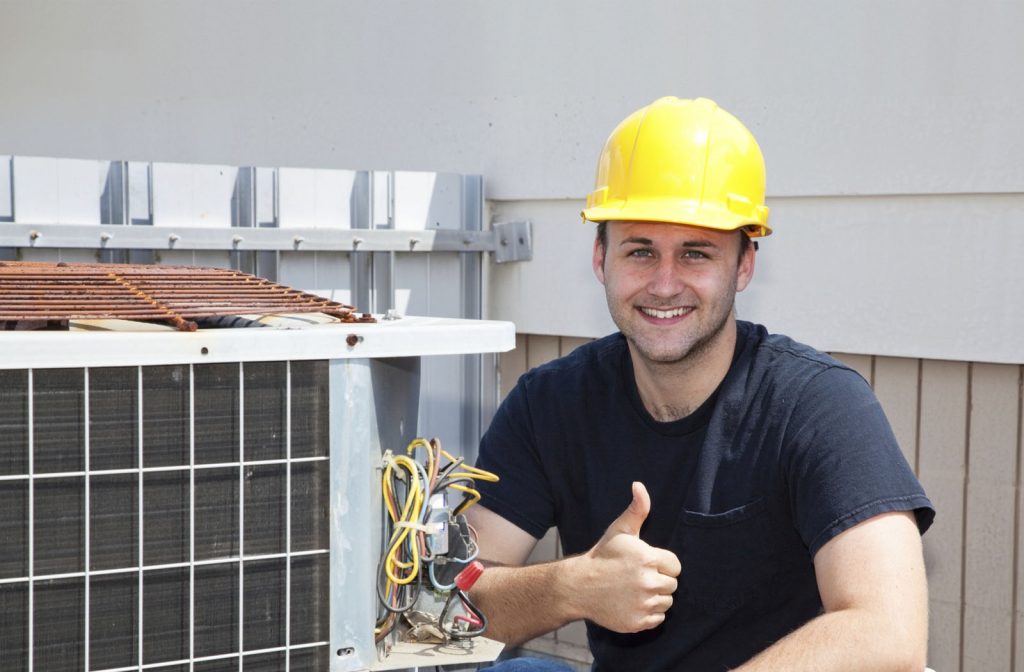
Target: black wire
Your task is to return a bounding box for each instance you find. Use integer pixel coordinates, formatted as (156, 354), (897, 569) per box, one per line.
(458, 590), (488, 635)
(436, 455), (465, 480)
(434, 475), (474, 490)
(439, 589), (488, 639)
(434, 475), (477, 514)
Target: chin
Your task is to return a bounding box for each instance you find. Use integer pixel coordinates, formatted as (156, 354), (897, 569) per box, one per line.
(630, 341), (693, 364)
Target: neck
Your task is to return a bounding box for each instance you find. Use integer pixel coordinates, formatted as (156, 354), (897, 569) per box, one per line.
(630, 318), (738, 422)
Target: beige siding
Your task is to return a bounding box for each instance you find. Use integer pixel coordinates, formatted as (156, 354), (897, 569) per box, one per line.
(833, 352), (874, 386)
(873, 357), (921, 472)
(499, 333), (529, 400)
(963, 364), (1019, 671)
(498, 334), (1024, 670)
(1017, 383), (1024, 672)
(919, 361), (970, 672)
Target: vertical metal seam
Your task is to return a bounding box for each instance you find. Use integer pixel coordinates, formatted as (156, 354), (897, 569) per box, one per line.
(272, 168), (279, 227)
(959, 362), (973, 672)
(189, 364), (196, 672)
(124, 161), (131, 228)
(249, 166), (257, 230)
(387, 250), (396, 313)
(285, 361), (292, 672)
(121, 160), (129, 226)
(386, 171), (394, 229)
(146, 163), (154, 226)
(27, 368), (34, 672)
(8, 155), (16, 222)
(238, 362), (245, 672)
(137, 366), (144, 671)
(1011, 364), (1023, 672)
(460, 174), (484, 463)
(84, 368), (91, 672)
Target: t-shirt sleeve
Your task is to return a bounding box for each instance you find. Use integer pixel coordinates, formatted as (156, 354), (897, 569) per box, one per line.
(473, 375), (555, 540)
(783, 366), (935, 557)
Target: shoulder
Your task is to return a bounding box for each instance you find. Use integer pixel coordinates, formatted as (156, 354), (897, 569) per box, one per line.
(742, 321), (852, 374)
(738, 321), (866, 393)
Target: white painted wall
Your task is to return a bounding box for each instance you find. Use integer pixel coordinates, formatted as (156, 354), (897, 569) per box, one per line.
(489, 195), (1024, 364)
(1, 1), (1022, 362)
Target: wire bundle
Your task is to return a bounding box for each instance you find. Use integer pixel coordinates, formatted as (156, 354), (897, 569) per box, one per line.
(375, 437), (498, 642)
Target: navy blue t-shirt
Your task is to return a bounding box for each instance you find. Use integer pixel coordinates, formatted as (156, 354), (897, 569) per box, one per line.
(475, 321), (934, 671)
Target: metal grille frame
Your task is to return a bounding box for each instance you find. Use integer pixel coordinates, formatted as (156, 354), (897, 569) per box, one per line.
(0, 361), (332, 672)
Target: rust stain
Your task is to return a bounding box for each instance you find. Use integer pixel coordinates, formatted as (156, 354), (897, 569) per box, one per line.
(0, 261), (372, 331)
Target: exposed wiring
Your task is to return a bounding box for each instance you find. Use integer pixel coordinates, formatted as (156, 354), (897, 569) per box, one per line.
(374, 437), (498, 643)
(440, 589), (488, 639)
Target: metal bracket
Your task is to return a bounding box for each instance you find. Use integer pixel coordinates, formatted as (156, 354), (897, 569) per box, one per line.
(0, 223), (535, 262)
(492, 221), (532, 263)
(0, 223), (496, 253)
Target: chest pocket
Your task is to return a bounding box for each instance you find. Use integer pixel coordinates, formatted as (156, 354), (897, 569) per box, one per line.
(674, 498), (777, 617)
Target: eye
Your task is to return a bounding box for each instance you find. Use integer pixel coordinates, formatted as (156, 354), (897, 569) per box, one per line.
(683, 249), (709, 260)
(627, 248), (654, 258)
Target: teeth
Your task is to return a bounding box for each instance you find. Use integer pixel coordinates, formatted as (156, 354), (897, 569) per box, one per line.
(641, 307), (689, 319)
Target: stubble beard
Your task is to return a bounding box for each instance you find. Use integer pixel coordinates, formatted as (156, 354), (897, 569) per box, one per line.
(609, 281), (738, 368)
(625, 300), (735, 368)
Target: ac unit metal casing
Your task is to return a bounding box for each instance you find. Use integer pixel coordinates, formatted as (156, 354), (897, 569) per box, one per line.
(0, 315), (513, 672)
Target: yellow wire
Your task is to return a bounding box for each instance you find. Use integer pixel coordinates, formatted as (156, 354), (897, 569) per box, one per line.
(407, 437), (439, 490)
(382, 453), (425, 585)
(448, 483), (481, 514)
(440, 448), (499, 482)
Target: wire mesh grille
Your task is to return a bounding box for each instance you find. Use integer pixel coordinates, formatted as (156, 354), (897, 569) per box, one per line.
(0, 361), (331, 672)
(0, 261), (371, 331)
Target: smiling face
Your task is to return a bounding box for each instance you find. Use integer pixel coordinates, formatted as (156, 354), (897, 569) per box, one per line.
(593, 220), (755, 368)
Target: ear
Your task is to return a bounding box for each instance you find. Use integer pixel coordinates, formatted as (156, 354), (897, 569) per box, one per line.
(736, 238), (756, 292)
(592, 236), (607, 285)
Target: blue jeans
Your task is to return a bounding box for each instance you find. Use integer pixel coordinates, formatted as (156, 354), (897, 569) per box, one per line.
(480, 657), (576, 672)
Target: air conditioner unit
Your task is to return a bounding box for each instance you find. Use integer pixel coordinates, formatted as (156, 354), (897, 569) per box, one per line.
(0, 310), (513, 672)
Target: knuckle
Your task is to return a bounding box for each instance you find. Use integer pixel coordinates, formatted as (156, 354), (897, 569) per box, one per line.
(643, 613), (666, 630)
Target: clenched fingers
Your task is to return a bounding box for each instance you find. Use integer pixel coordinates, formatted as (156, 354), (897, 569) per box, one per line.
(652, 548), (681, 577)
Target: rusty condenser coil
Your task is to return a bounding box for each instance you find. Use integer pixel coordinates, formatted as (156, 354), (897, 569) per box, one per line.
(0, 261), (375, 331)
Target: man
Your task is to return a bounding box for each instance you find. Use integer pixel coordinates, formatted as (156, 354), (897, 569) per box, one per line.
(467, 97), (935, 671)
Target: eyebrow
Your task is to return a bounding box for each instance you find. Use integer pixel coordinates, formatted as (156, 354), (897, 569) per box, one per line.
(618, 237), (719, 249)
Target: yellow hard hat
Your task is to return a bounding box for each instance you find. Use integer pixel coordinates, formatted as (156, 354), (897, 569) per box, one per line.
(581, 97), (771, 237)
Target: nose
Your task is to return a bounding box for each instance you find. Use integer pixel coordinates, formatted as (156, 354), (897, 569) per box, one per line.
(646, 256), (685, 298)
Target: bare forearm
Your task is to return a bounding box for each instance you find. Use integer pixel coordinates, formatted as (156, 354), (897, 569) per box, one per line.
(733, 607), (927, 672)
(470, 558), (583, 646)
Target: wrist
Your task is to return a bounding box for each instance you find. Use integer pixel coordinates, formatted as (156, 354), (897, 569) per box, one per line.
(554, 553), (590, 623)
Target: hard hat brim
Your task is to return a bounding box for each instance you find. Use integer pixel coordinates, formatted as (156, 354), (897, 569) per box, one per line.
(581, 199), (771, 237)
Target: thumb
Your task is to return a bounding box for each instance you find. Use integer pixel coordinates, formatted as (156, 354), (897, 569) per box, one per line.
(610, 481), (651, 537)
